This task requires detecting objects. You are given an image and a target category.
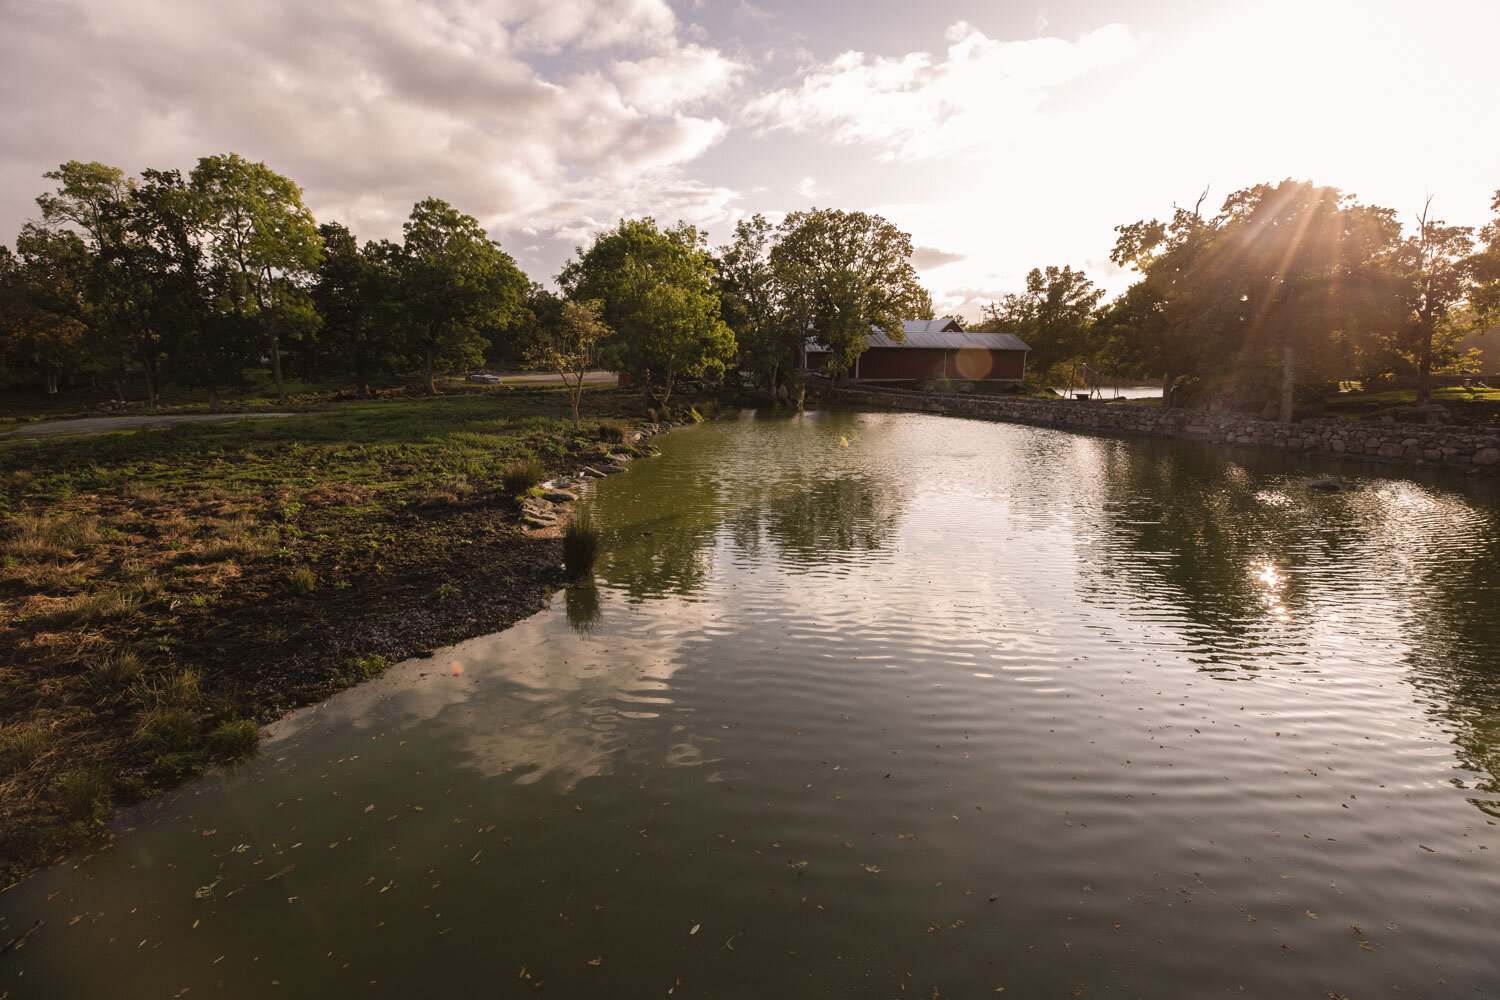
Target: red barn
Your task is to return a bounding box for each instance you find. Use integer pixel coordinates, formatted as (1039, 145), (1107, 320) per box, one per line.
(802, 319), (1030, 382)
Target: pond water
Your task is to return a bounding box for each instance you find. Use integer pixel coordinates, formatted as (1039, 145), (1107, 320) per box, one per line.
(5, 410), (1500, 998)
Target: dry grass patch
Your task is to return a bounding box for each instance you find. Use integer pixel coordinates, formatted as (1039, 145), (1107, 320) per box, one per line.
(1, 513), (103, 563)
(415, 478), (476, 506)
(0, 721), (57, 777)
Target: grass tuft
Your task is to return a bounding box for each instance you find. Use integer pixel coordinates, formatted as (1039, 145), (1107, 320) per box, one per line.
(597, 418), (630, 444)
(88, 652), (146, 694)
(289, 566), (316, 596)
(207, 719), (259, 763)
(501, 458), (546, 494)
(134, 706), (198, 752)
(0, 722), (55, 776)
(562, 509), (600, 581)
(56, 767), (112, 825)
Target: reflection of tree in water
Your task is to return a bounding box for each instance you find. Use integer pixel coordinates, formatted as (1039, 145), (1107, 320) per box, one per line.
(766, 474), (897, 562)
(1397, 524), (1500, 818)
(1083, 442), (1500, 815)
(1077, 444), (1331, 672)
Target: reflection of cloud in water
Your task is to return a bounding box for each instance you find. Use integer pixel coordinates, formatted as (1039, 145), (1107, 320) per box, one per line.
(266, 588), (725, 791)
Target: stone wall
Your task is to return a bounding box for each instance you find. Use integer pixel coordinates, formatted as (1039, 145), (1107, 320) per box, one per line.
(828, 385), (1500, 471)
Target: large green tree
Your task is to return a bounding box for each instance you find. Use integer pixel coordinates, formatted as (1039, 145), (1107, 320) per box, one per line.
(307, 221), (400, 398)
(1395, 200), (1478, 401)
(717, 213), (795, 396)
(394, 198), (527, 395)
(33, 161), (138, 399)
(770, 208), (930, 379)
(190, 153), (322, 404)
(559, 217), (735, 408)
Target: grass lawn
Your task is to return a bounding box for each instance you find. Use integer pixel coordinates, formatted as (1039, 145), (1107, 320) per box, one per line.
(0, 384), (653, 884)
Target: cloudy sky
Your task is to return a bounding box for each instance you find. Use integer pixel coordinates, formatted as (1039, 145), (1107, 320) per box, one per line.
(2, 0), (1497, 319)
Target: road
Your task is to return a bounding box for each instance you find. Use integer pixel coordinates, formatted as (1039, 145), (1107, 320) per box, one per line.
(3, 412), (298, 439)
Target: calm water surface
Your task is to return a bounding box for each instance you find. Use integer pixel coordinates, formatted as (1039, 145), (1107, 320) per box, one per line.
(5, 411), (1500, 998)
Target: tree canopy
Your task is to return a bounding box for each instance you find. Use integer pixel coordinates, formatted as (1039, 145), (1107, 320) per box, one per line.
(770, 208), (931, 378)
(559, 217), (734, 408)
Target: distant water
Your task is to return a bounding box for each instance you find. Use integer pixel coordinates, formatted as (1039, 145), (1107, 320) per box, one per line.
(4, 410), (1499, 998)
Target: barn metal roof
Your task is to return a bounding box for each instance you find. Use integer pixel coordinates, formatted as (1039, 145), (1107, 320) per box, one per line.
(866, 327), (1031, 352)
(806, 320), (1030, 353)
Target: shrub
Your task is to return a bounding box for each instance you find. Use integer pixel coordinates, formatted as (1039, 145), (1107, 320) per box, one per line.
(597, 418), (630, 444)
(207, 719), (259, 763)
(646, 407), (659, 424)
(562, 509), (600, 581)
(434, 582), (460, 602)
(501, 458), (547, 494)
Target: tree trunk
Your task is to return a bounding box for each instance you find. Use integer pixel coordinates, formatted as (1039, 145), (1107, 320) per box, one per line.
(1160, 372), (1176, 408)
(424, 343), (438, 395)
(1279, 342), (1295, 424)
(1416, 319), (1434, 403)
(205, 382), (220, 411)
(44, 373), (59, 395)
(268, 328), (287, 404)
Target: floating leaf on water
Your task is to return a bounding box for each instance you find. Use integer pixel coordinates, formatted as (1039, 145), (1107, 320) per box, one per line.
(587, 956), (603, 966)
(690, 923), (700, 935)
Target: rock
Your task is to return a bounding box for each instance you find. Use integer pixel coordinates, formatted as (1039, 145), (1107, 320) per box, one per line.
(542, 488), (578, 503)
(1474, 447), (1500, 466)
(597, 463), (627, 475)
(607, 453), (632, 464)
(1305, 476), (1345, 490)
(579, 467), (606, 479)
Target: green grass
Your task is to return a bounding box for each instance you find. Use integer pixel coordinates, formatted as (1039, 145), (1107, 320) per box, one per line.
(563, 509), (601, 581)
(56, 767), (113, 825)
(207, 719), (259, 763)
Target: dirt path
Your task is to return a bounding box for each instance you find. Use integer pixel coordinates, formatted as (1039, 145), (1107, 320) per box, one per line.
(4, 412), (297, 439)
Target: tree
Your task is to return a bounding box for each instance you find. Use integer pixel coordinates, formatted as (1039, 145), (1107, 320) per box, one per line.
(770, 208), (930, 379)
(190, 153), (323, 404)
(0, 241), (89, 392)
(394, 198), (527, 395)
(528, 299), (610, 429)
(976, 265), (1102, 387)
(559, 218), (735, 409)
(307, 222), (397, 398)
(717, 213), (795, 397)
(1398, 200), (1477, 402)
(33, 161), (137, 399)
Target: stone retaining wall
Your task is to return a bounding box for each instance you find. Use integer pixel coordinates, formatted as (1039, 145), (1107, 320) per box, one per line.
(828, 386), (1500, 471)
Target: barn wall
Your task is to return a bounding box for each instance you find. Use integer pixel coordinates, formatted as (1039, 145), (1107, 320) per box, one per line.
(854, 348), (1027, 381)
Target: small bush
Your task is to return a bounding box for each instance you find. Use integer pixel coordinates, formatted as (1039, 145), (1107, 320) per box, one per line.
(646, 407), (659, 424)
(434, 582), (460, 602)
(207, 719), (259, 763)
(289, 566), (316, 596)
(563, 509), (600, 581)
(502, 458), (546, 494)
(597, 418), (630, 444)
(57, 768), (112, 825)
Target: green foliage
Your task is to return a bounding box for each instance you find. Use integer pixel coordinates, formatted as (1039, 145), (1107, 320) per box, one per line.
(562, 509), (600, 581)
(207, 719), (259, 763)
(393, 197), (527, 395)
(559, 218), (735, 408)
(771, 208), (931, 378)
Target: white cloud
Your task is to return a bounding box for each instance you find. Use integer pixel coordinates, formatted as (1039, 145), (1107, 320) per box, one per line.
(0, 0), (736, 253)
(744, 21), (1140, 161)
(793, 176), (821, 199)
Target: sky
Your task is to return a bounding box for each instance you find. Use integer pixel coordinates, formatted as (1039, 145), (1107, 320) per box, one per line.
(2, 0), (1497, 321)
